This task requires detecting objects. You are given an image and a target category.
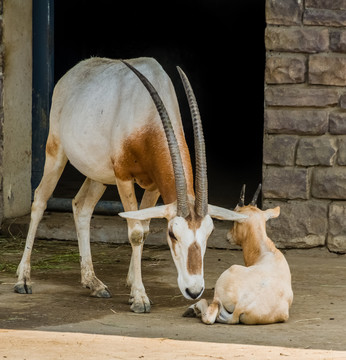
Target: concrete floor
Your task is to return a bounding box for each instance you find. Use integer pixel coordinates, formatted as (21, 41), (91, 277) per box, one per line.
(0, 221), (346, 359)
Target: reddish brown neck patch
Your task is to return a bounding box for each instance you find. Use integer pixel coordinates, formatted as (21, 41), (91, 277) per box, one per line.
(114, 124), (194, 204)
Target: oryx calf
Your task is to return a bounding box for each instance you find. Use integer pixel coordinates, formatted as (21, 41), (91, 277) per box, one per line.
(184, 185), (293, 324)
(15, 57), (245, 313)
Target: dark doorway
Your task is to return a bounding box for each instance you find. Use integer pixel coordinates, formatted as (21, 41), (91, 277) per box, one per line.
(50, 0), (265, 208)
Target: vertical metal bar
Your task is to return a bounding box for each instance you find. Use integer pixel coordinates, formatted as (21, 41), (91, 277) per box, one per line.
(31, 0), (54, 197)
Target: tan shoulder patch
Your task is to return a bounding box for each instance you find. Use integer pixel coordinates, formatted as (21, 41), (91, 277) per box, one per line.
(46, 134), (60, 158)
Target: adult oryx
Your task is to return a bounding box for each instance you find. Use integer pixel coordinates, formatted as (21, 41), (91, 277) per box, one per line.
(15, 57), (246, 313)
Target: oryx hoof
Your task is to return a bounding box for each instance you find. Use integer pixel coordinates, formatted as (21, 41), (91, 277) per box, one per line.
(130, 296), (151, 313)
(90, 287), (112, 298)
(182, 306), (197, 318)
(14, 282), (32, 294)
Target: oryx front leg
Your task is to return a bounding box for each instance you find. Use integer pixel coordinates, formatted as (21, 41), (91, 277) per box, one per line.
(15, 135), (67, 294)
(117, 179), (151, 313)
(72, 178), (110, 298)
(183, 298), (221, 325)
(127, 189), (160, 289)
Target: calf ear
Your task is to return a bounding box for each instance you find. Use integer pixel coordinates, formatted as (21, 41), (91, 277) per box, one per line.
(119, 203), (176, 221)
(208, 204), (248, 221)
(264, 206), (280, 221)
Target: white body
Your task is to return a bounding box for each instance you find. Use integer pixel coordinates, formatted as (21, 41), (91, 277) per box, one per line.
(15, 57), (245, 313)
(187, 205), (293, 324)
(51, 58), (183, 187)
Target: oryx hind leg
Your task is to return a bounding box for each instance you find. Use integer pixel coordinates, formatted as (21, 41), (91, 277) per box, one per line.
(15, 134), (68, 294)
(72, 178), (110, 298)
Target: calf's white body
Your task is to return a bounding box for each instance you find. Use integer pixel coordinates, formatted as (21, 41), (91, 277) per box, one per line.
(185, 188), (293, 324)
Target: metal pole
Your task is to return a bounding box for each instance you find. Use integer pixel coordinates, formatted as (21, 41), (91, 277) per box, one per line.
(46, 198), (125, 215)
(32, 0), (54, 196)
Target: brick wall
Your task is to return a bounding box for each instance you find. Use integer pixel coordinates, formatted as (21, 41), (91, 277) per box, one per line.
(264, 0), (346, 253)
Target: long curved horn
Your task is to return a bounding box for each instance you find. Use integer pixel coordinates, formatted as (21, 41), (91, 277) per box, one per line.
(121, 60), (190, 218)
(177, 67), (208, 217)
(250, 183), (262, 206)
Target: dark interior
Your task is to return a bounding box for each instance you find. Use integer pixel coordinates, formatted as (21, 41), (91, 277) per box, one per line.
(53, 0), (265, 208)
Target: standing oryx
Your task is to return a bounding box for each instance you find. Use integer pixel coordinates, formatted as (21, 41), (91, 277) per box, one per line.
(15, 57), (245, 313)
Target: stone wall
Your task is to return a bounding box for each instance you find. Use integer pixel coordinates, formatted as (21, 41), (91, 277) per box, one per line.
(264, 0), (346, 253)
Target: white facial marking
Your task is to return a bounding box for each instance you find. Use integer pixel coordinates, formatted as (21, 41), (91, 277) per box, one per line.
(167, 214), (214, 300)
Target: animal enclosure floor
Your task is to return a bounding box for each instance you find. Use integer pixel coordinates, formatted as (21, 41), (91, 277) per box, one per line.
(0, 237), (346, 359)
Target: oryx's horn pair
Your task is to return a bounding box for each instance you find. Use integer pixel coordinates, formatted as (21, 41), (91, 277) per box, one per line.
(122, 60), (207, 218)
(237, 184), (262, 208)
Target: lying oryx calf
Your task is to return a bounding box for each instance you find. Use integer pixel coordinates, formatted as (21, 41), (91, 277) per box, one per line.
(184, 185), (293, 325)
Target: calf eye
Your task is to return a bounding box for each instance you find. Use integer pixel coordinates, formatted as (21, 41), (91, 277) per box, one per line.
(169, 229), (177, 241)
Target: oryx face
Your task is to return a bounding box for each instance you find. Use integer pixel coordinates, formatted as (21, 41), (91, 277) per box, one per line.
(167, 213), (213, 300)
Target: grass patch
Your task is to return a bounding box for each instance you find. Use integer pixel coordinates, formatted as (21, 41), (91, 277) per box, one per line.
(32, 252), (80, 271)
(0, 263), (18, 273)
(0, 237), (80, 273)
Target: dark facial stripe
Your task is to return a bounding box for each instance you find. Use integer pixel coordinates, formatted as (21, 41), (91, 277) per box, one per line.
(187, 242), (202, 275)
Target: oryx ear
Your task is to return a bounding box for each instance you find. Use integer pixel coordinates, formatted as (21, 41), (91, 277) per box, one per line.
(119, 203), (176, 221)
(264, 206), (280, 221)
(208, 204), (248, 222)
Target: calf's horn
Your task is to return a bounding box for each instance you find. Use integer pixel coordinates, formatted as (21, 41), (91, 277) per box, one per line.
(237, 184), (246, 208)
(250, 183), (262, 206)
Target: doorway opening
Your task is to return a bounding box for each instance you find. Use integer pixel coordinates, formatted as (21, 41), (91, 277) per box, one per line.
(34, 0), (265, 211)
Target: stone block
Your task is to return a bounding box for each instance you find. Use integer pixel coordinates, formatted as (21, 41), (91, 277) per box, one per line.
(330, 30), (346, 52)
(265, 54), (306, 84)
(305, 0), (346, 10)
(263, 135), (298, 166)
(327, 201), (346, 253)
(329, 111), (346, 134)
(327, 235), (346, 253)
(265, 109), (328, 135)
(265, 27), (329, 53)
(265, 86), (340, 107)
(304, 8), (346, 27)
(337, 136), (346, 165)
(263, 167), (309, 199)
(263, 199), (328, 248)
(266, 0), (303, 25)
(312, 167), (346, 199)
(296, 136), (337, 166)
(0, 78), (3, 109)
(340, 94), (346, 108)
(309, 54), (346, 86)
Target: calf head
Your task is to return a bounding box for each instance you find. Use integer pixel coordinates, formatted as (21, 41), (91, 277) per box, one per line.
(227, 184), (280, 247)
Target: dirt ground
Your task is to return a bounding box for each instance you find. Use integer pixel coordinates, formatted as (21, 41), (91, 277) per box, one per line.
(1, 236), (346, 359)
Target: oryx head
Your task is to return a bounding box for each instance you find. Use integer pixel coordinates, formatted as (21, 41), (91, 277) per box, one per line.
(119, 61), (246, 300)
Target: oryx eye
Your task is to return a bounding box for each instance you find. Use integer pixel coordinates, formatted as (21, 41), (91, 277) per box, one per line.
(169, 229), (177, 241)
